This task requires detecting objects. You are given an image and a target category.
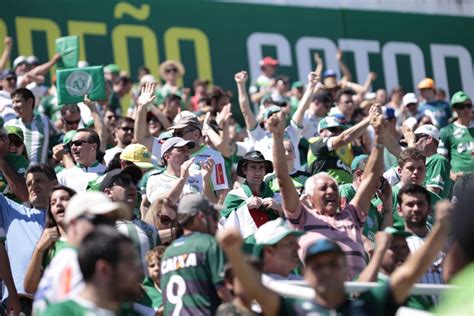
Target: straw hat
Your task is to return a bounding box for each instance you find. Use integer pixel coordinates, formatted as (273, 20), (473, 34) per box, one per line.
(158, 60), (185, 78)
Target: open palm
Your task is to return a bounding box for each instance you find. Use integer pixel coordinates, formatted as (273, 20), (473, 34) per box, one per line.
(138, 83), (156, 107)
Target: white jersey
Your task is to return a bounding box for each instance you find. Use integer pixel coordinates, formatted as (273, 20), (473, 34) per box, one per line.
(116, 218), (159, 276)
(191, 145), (229, 191)
(301, 112), (319, 140)
(57, 162), (106, 193)
(248, 122), (302, 169)
(146, 168), (202, 203)
(33, 247), (84, 313)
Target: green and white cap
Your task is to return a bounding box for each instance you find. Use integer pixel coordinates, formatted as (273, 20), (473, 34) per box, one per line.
(318, 116), (344, 133)
(450, 91), (471, 108)
(253, 218), (305, 256)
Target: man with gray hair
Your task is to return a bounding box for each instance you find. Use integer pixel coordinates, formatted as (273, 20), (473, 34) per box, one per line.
(160, 193), (231, 315)
(270, 110), (385, 280)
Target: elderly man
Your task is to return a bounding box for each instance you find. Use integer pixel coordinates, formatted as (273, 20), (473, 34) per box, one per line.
(270, 111), (384, 280)
(56, 128), (106, 192)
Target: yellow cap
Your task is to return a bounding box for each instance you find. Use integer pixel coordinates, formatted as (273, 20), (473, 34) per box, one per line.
(119, 144), (154, 169)
(417, 78), (435, 90)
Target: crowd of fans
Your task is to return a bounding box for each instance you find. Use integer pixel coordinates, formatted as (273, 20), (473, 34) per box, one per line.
(0, 35), (473, 316)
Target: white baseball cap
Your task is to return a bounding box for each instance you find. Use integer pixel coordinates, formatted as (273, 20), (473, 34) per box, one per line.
(65, 191), (129, 224)
(414, 124), (440, 142)
(402, 93), (418, 106)
(254, 218), (305, 247)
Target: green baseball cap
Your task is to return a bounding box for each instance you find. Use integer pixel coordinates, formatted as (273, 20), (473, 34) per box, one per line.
(291, 81), (304, 90)
(5, 126), (24, 143)
(63, 130), (77, 145)
(263, 105), (281, 120)
(450, 91), (471, 108)
(351, 154), (369, 172)
(104, 64), (120, 74)
(253, 218), (305, 257)
(384, 226), (412, 238)
(318, 116), (344, 133)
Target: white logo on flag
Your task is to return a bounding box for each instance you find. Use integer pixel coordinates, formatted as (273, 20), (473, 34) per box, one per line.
(65, 71), (93, 96)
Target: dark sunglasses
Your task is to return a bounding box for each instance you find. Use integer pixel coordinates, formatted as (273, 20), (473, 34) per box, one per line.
(455, 102), (472, 110)
(8, 137), (22, 147)
(174, 128), (195, 138)
(112, 176), (137, 188)
(63, 119), (80, 126)
(120, 127), (134, 133)
(71, 139), (92, 147)
(165, 67), (178, 73)
(77, 214), (115, 226)
(5, 77), (16, 82)
(327, 127), (342, 133)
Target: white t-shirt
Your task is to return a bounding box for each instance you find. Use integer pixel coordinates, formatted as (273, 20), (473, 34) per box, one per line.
(150, 137), (162, 166)
(103, 146), (124, 167)
(248, 122), (302, 169)
(191, 145), (229, 191)
(146, 168), (202, 203)
(33, 247), (84, 313)
(383, 166), (400, 186)
(301, 112), (319, 139)
(57, 162), (106, 192)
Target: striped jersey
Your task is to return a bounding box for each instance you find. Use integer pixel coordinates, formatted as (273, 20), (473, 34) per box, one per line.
(161, 232), (225, 316)
(5, 114), (57, 164)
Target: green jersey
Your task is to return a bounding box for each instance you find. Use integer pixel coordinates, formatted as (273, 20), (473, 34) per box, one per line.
(435, 263), (474, 315)
(438, 122), (474, 173)
(424, 154), (452, 199)
(42, 297), (142, 316)
(278, 281), (399, 315)
(137, 277), (162, 311)
(0, 153), (28, 202)
(339, 183), (384, 244)
(391, 183), (441, 229)
(161, 232), (225, 316)
(264, 170), (311, 196)
(42, 237), (69, 268)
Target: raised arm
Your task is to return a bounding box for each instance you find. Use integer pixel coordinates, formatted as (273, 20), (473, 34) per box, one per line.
(350, 113), (385, 216)
(235, 71), (257, 130)
(27, 53), (61, 76)
(201, 158), (218, 203)
(158, 158), (194, 204)
(83, 95), (108, 152)
(291, 71), (319, 127)
(357, 231), (393, 282)
(0, 37), (13, 71)
(331, 104), (381, 150)
(314, 53), (324, 78)
(269, 112), (300, 213)
(218, 229), (281, 316)
(134, 83), (157, 150)
(390, 200), (452, 304)
(336, 49), (352, 82)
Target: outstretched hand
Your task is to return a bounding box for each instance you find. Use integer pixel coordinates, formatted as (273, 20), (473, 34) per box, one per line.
(307, 71), (320, 86)
(138, 83), (156, 107)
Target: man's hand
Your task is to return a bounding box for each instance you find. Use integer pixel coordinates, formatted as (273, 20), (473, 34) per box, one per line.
(374, 231), (393, 252)
(434, 200), (453, 231)
(218, 228), (244, 253)
(138, 83), (156, 107)
(201, 157), (215, 181)
(36, 227), (59, 252)
(336, 49), (343, 62)
(180, 157), (195, 179)
(52, 144), (65, 162)
(262, 198), (283, 216)
(401, 124), (416, 147)
(247, 197), (263, 209)
(4, 36), (13, 48)
(307, 71), (320, 86)
(376, 177), (393, 211)
(83, 94), (95, 108)
(370, 113), (384, 136)
(6, 291), (20, 316)
(267, 111), (286, 136)
(234, 71), (248, 84)
(368, 71), (377, 82)
(368, 103), (383, 120)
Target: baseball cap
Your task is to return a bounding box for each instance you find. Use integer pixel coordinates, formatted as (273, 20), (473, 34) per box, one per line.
(140, 74), (157, 85)
(263, 105), (281, 120)
(383, 107), (396, 120)
(450, 91), (471, 108)
(160, 137), (195, 159)
(305, 239), (344, 263)
(13, 56), (27, 69)
(26, 55), (40, 66)
(414, 124), (440, 142)
(0, 70), (16, 80)
(120, 143), (154, 169)
(171, 115), (202, 132)
(291, 81), (304, 90)
(5, 126), (24, 143)
(176, 193), (223, 225)
(100, 166), (142, 191)
(63, 130), (77, 145)
(402, 93), (418, 106)
(77, 60), (89, 68)
(351, 154), (369, 172)
(104, 64), (120, 74)
(417, 78), (435, 90)
(64, 191), (128, 225)
(259, 57), (279, 67)
(323, 69), (337, 78)
(253, 218), (305, 256)
(384, 226), (412, 238)
(318, 116), (344, 133)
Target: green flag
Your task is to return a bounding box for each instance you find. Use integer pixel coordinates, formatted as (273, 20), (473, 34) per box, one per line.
(56, 66), (106, 104)
(55, 36), (79, 69)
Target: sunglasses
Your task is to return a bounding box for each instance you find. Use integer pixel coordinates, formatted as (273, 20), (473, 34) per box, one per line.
(165, 67), (178, 73)
(455, 102), (472, 110)
(175, 128), (195, 137)
(8, 137), (22, 147)
(63, 119), (80, 126)
(71, 139), (92, 147)
(120, 127), (134, 133)
(326, 127), (342, 133)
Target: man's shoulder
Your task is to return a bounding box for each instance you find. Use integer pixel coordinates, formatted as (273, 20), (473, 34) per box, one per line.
(166, 233), (216, 254)
(427, 153), (449, 164)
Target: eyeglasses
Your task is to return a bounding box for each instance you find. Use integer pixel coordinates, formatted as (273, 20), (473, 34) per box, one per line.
(71, 139), (92, 147)
(63, 119), (80, 126)
(175, 128), (195, 138)
(165, 68), (178, 73)
(120, 127), (134, 133)
(455, 102), (473, 110)
(8, 137), (22, 147)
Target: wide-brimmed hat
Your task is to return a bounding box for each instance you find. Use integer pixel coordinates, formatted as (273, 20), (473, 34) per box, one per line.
(159, 60), (185, 78)
(236, 151), (273, 178)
